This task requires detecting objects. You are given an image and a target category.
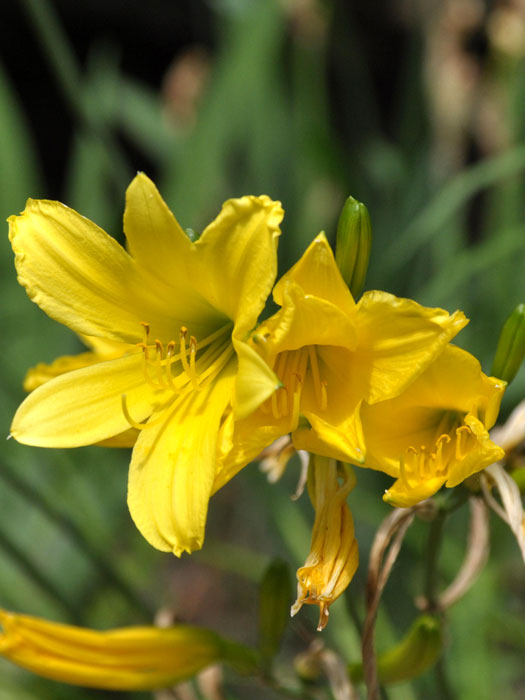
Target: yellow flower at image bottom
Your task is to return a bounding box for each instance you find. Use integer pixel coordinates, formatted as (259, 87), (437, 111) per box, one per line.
(8, 174), (283, 556)
(0, 609), (252, 691)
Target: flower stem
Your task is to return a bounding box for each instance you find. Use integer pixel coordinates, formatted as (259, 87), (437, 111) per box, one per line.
(423, 509), (447, 609)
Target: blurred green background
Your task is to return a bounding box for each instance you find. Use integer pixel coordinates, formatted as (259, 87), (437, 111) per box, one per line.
(1, 0), (525, 698)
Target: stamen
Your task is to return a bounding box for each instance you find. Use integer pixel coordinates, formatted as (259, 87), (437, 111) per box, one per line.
(434, 434), (451, 474)
(196, 323), (233, 351)
(320, 380), (328, 411)
(189, 336), (199, 389)
(194, 341), (235, 388)
(289, 373), (302, 431)
(308, 346), (324, 410)
(400, 446), (418, 486)
(121, 395), (165, 431)
(279, 356), (290, 415)
(165, 342), (183, 393)
(455, 425), (472, 461)
(281, 385), (289, 416)
(136, 342), (160, 389)
(179, 327), (190, 377)
(275, 351), (288, 382)
(140, 322), (150, 343)
(154, 340), (166, 387)
(271, 389), (281, 420)
(418, 445), (428, 476)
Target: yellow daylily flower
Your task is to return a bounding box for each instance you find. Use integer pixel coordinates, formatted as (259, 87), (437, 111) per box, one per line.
(360, 345), (506, 506)
(213, 233), (468, 491)
(0, 609), (255, 691)
(291, 455), (359, 631)
(9, 174), (283, 555)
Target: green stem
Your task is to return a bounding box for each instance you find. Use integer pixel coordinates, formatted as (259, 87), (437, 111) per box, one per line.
(423, 510), (447, 609)
(434, 656), (455, 700)
(424, 486), (470, 607)
(0, 462), (153, 620)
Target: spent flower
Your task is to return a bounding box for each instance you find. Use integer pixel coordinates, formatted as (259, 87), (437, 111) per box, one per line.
(291, 455), (359, 630)
(0, 609), (254, 691)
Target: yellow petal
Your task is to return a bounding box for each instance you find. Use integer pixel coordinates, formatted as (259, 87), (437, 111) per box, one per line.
(292, 346), (366, 463)
(197, 195), (283, 336)
(383, 475), (447, 507)
(233, 340), (280, 420)
(123, 172), (192, 282)
(273, 233), (355, 316)
(97, 428), (139, 448)
(11, 352), (165, 447)
(23, 351), (102, 393)
(127, 364), (236, 555)
(446, 414), (504, 487)
(257, 282), (358, 355)
(212, 412), (286, 494)
(399, 344), (506, 429)
(122, 175), (227, 338)
(125, 180), (283, 342)
(8, 199), (140, 342)
(354, 291), (468, 403)
(80, 334), (128, 356)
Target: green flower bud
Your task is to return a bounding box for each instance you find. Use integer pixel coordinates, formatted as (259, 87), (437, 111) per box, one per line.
(492, 304), (525, 384)
(258, 559), (292, 671)
(349, 615), (443, 685)
(335, 196), (372, 299)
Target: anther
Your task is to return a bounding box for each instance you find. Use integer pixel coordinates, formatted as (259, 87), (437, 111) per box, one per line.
(140, 322), (150, 342)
